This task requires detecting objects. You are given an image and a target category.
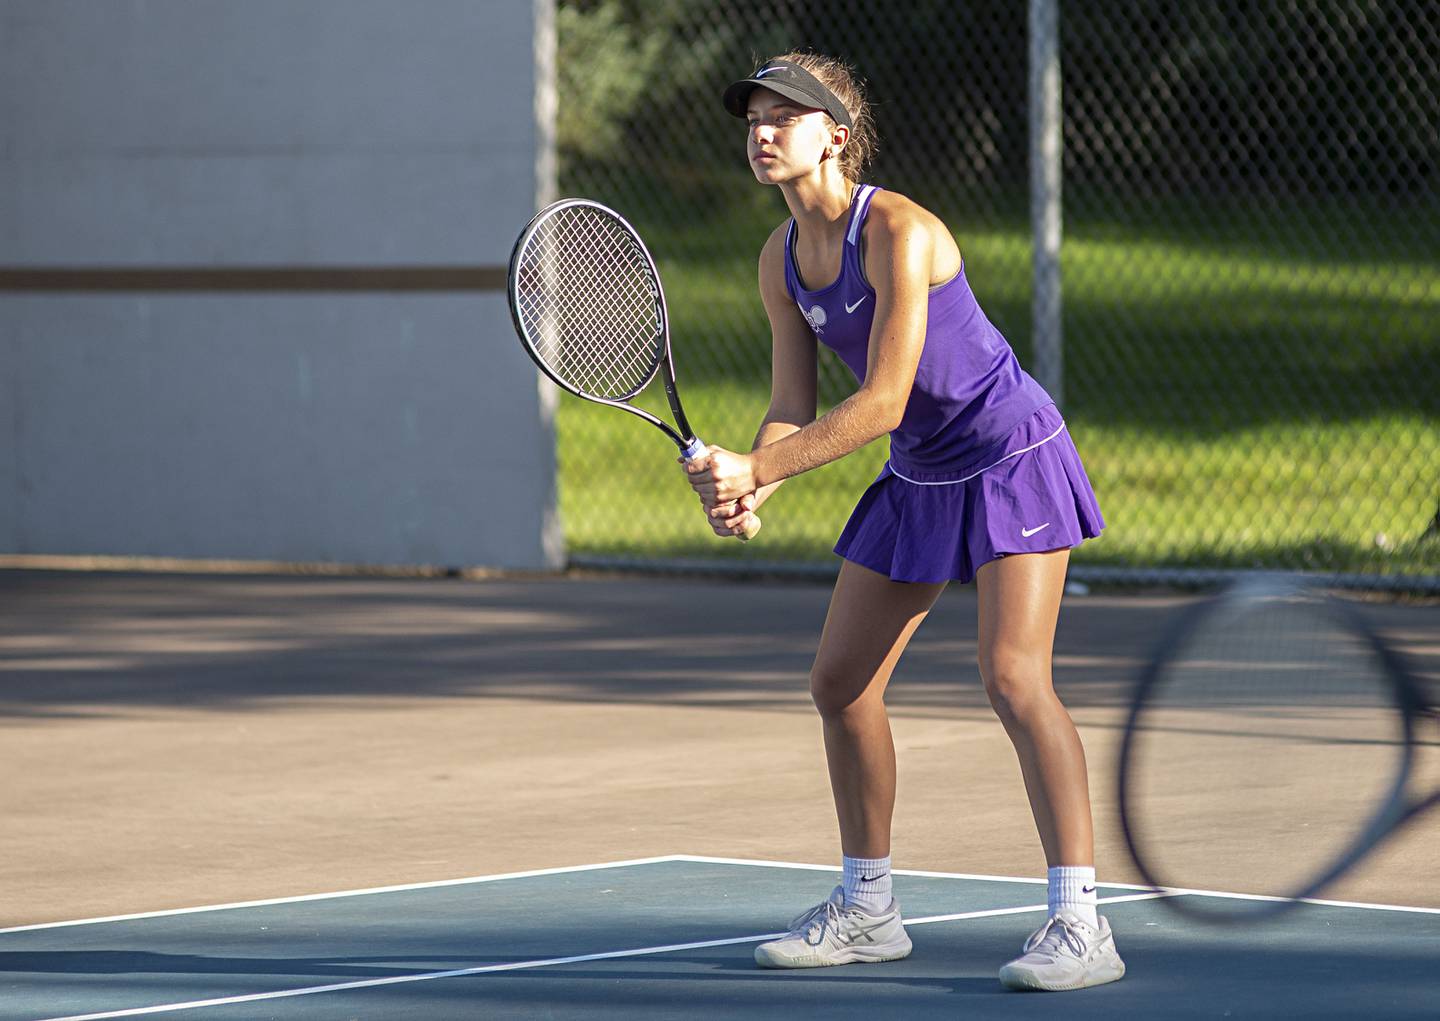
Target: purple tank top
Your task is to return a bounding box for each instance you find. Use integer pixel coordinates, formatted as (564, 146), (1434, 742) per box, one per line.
(783, 185), (1053, 474)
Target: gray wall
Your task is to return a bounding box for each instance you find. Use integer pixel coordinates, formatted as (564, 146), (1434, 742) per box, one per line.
(0, 0), (561, 569)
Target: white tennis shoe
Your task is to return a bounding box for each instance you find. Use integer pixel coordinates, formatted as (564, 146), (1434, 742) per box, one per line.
(753, 886), (913, 969)
(998, 912), (1126, 991)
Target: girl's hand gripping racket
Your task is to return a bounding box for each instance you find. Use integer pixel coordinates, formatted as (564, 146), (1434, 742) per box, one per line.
(507, 198), (759, 540)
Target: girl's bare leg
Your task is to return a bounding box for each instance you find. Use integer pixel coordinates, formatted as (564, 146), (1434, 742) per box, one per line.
(975, 549), (1094, 866)
(810, 560), (948, 858)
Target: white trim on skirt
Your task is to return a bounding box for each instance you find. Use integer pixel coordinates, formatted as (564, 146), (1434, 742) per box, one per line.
(886, 422), (1068, 486)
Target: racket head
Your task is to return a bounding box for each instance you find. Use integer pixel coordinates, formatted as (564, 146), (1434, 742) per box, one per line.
(1117, 573), (1418, 922)
(507, 198), (671, 405)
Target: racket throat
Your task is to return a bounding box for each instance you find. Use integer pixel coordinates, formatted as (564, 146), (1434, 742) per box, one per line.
(679, 435), (707, 462)
(662, 375), (703, 461)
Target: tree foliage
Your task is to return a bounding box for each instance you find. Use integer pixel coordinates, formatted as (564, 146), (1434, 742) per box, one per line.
(554, 0), (1436, 198)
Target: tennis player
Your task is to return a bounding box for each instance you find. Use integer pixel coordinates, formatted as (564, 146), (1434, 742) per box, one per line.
(684, 53), (1124, 991)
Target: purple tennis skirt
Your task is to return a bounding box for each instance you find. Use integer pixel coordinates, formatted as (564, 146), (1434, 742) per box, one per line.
(833, 403), (1104, 584)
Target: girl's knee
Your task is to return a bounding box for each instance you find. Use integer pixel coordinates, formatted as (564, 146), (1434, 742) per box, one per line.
(978, 651), (1053, 723)
(809, 662), (874, 719)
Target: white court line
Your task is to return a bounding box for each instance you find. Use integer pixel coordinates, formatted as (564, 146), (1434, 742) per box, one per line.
(33, 932), (779, 1021)
(906, 890), (1176, 927)
(8, 852), (1438, 936)
(665, 855), (1440, 915)
(0, 856), (683, 934)
(37, 895), (1175, 1021)
(668, 853), (1148, 889)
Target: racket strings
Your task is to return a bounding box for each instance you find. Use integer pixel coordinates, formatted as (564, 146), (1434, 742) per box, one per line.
(513, 206), (665, 400)
(1126, 588), (1406, 905)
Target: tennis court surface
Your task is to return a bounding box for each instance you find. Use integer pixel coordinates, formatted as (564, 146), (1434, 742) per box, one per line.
(5, 855), (1439, 1020)
(3, 567), (1438, 1018)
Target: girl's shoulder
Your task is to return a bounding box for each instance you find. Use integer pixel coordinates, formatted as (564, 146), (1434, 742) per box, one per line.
(859, 188), (963, 285)
(758, 218), (793, 272)
(762, 217), (793, 250)
(862, 188), (945, 239)
(756, 219), (796, 306)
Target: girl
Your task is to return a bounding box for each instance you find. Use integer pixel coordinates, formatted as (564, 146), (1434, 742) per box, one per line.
(685, 53), (1124, 992)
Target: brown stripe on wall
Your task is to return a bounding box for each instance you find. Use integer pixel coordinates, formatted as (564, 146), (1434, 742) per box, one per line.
(0, 266), (508, 292)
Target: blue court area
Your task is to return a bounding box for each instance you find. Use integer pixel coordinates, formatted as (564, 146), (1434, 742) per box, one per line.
(3, 856), (1437, 1020)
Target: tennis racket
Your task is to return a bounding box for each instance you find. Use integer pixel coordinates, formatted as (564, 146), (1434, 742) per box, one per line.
(1117, 573), (1438, 921)
(507, 198), (759, 540)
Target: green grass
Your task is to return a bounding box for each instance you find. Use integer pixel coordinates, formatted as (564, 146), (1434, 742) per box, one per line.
(553, 194), (1440, 578)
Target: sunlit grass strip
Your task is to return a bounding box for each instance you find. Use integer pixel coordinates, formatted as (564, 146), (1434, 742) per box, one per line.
(555, 389), (1438, 575)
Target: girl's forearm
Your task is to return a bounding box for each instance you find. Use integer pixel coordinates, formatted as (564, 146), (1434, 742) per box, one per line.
(751, 391), (898, 489)
(749, 419), (802, 510)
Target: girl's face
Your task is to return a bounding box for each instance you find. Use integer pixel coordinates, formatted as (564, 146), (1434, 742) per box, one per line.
(744, 87), (839, 184)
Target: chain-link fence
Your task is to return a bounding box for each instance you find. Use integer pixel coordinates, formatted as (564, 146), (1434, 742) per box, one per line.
(551, 0), (1439, 586)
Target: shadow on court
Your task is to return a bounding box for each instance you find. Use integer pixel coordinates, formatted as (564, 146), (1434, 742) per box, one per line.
(3, 568), (1434, 720)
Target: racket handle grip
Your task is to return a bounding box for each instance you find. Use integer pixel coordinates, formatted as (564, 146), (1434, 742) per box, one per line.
(684, 435), (761, 542)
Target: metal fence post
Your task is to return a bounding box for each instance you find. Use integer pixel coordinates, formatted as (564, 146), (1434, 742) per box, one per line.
(1029, 0), (1063, 407)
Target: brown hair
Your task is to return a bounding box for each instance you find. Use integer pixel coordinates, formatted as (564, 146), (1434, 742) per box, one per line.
(768, 50), (877, 182)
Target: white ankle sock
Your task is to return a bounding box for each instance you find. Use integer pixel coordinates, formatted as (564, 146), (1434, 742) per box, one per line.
(842, 855), (893, 914)
(1048, 865), (1098, 927)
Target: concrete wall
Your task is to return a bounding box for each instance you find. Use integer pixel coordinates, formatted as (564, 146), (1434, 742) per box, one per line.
(0, 0), (561, 569)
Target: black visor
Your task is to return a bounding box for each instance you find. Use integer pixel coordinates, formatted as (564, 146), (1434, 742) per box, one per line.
(722, 61), (853, 130)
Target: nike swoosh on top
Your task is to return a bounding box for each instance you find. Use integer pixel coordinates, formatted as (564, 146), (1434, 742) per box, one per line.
(845, 295), (868, 313)
(1021, 522), (1051, 537)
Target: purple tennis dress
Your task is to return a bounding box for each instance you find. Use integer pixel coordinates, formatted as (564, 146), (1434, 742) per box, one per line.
(784, 185), (1104, 584)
